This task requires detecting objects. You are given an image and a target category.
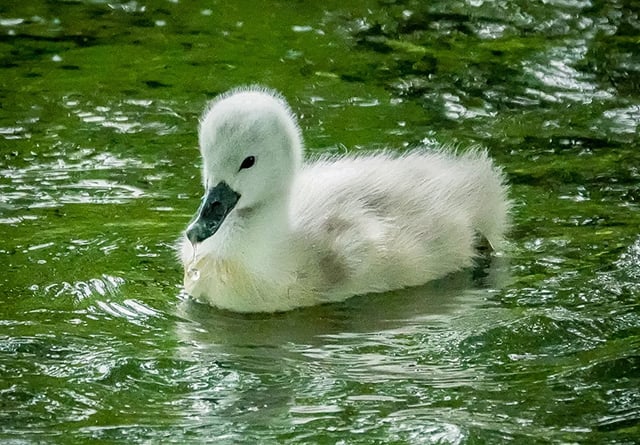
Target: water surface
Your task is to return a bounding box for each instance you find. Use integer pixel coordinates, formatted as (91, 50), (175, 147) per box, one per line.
(1, 0), (639, 443)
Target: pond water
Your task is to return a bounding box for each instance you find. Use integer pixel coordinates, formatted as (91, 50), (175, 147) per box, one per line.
(1, 0), (639, 443)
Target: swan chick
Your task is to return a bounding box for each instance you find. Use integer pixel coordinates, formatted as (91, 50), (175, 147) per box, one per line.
(179, 87), (510, 312)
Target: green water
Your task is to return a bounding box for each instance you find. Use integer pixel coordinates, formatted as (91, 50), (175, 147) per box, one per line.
(1, 0), (639, 443)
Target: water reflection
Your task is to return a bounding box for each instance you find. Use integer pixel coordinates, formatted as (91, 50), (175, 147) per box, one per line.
(174, 264), (507, 348)
(169, 267), (508, 441)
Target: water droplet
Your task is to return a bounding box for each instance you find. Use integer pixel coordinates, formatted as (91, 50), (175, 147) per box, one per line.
(187, 243), (200, 282)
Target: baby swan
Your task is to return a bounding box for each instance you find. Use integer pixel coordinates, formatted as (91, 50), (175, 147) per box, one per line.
(180, 87), (510, 313)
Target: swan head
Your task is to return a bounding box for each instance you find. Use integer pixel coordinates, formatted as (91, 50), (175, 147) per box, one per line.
(186, 87), (303, 246)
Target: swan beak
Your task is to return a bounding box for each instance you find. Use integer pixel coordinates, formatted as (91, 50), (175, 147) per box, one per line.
(186, 181), (240, 244)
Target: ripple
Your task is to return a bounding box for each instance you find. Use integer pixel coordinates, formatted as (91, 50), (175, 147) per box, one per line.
(384, 416), (465, 445)
(0, 126), (29, 139)
(42, 274), (125, 302)
(523, 46), (613, 103)
(615, 237), (640, 278)
(0, 149), (154, 208)
(0, 18), (25, 27)
(92, 299), (163, 324)
(347, 96), (381, 107)
(602, 105), (640, 135)
(441, 92), (495, 121)
(57, 179), (146, 204)
(67, 100), (185, 135)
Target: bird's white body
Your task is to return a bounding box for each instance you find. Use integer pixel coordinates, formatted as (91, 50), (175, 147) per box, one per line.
(180, 87), (510, 313)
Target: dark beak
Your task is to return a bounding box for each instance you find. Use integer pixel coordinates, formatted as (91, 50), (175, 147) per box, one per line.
(186, 181), (240, 244)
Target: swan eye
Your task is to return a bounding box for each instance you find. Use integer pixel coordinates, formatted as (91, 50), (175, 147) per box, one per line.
(239, 156), (255, 171)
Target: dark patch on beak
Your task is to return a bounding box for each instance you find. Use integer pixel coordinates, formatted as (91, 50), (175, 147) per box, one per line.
(186, 181), (240, 244)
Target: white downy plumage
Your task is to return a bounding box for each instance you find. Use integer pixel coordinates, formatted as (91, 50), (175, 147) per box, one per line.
(179, 87), (510, 312)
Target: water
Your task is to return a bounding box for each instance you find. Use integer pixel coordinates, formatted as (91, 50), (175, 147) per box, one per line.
(1, 0), (639, 443)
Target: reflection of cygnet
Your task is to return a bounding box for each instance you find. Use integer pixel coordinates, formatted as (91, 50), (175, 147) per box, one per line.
(179, 87), (510, 313)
